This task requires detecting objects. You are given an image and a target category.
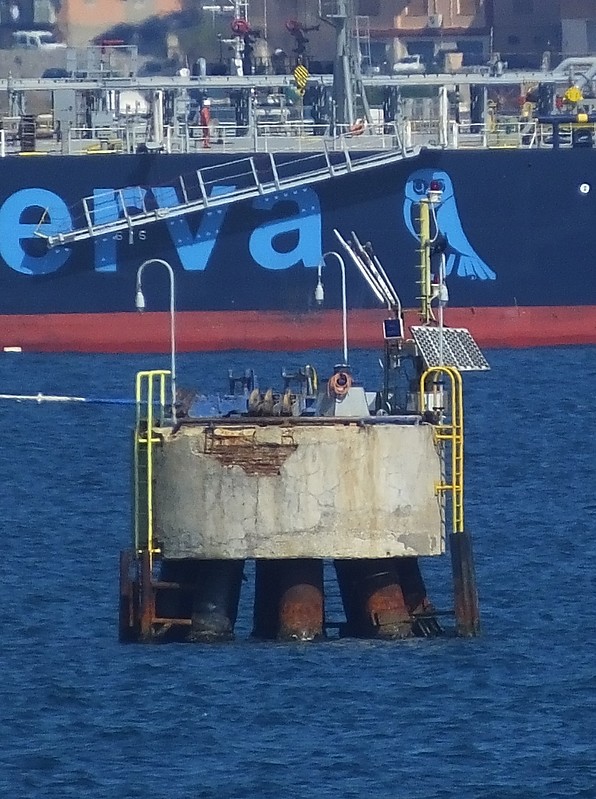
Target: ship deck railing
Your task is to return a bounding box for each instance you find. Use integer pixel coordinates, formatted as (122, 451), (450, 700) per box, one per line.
(4, 117), (594, 159)
(61, 120), (408, 156)
(3, 121), (407, 157)
(406, 118), (542, 149)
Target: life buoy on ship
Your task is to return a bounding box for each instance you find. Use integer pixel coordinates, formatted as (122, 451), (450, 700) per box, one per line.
(328, 371), (352, 398)
(350, 118), (365, 136)
(231, 17), (250, 35)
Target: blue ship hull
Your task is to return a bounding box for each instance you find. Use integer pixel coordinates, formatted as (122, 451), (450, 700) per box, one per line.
(0, 147), (595, 350)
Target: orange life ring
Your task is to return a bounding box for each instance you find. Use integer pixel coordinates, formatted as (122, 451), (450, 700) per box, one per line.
(349, 118), (365, 136)
(231, 18), (250, 35)
(328, 371), (352, 398)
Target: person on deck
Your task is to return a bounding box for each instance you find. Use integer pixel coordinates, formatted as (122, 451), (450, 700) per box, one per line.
(199, 99), (211, 149)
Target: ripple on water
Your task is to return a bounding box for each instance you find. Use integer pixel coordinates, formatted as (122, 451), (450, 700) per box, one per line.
(0, 348), (595, 799)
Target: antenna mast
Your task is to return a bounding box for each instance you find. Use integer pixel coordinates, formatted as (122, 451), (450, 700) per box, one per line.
(319, 0), (371, 128)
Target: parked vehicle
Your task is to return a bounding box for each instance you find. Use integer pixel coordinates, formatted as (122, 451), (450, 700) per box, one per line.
(393, 55), (426, 75)
(35, 113), (56, 139)
(11, 30), (66, 50)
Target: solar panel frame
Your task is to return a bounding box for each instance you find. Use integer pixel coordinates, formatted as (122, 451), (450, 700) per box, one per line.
(410, 326), (490, 372)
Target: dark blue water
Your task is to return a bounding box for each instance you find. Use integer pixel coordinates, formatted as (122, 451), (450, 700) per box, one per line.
(1, 347), (595, 799)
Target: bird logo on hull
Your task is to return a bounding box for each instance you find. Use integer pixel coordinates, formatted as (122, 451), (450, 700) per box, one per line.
(404, 169), (497, 281)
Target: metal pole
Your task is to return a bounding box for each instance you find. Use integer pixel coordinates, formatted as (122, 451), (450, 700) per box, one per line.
(418, 199), (431, 323)
(450, 529), (481, 636)
(322, 251), (349, 364)
(152, 89), (164, 147)
(135, 259), (177, 416)
(439, 85), (449, 147)
(439, 253), (445, 366)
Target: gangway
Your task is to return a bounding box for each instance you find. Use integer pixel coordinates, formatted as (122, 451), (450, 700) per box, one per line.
(35, 143), (418, 248)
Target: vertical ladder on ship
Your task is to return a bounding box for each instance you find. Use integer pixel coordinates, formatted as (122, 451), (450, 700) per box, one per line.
(234, 0), (249, 21)
(37, 145), (417, 248)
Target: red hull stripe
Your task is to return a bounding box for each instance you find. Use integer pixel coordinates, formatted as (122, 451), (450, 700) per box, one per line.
(1, 307), (596, 353)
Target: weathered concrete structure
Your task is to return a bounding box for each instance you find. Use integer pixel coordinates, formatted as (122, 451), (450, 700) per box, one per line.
(119, 210), (485, 644)
(153, 419), (444, 561)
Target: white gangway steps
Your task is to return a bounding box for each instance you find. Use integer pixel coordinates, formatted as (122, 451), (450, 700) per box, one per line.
(34, 144), (418, 248)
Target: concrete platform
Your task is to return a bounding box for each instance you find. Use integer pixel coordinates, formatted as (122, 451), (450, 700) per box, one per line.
(153, 418), (444, 560)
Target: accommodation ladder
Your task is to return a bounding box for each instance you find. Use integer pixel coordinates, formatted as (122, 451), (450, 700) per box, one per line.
(35, 142), (417, 248)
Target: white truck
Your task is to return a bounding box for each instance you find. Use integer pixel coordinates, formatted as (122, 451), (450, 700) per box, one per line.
(12, 30), (66, 49)
(392, 55), (426, 75)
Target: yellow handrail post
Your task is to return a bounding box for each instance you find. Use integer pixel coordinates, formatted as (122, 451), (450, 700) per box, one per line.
(419, 365), (479, 635)
(419, 366), (464, 534)
(133, 369), (170, 571)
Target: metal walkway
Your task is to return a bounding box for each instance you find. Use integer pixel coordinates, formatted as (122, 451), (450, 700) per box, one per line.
(36, 144), (418, 248)
(0, 68), (570, 94)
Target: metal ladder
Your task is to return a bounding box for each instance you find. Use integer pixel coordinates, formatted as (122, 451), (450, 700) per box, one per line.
(36, 139), (417, 248)
(122, 368), (198, 641)
(133, 369), (169, 570)
(419, 366), (464, 534)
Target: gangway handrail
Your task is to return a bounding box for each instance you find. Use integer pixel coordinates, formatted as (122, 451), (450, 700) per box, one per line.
(36, 144), (418, 248)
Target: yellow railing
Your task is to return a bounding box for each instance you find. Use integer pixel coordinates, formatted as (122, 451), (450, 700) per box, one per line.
(419, 366), (464, 533)
(134, 370), (169, 568)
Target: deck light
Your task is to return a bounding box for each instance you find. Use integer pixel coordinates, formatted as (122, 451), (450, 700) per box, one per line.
(315, 274), (324, 304)
(316, 251), (349, 365)
(135, 259), (177, 417)
(428, 179), (443, 204)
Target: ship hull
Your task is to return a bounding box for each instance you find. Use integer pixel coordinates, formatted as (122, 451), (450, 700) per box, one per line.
(1, 306), (595, 352)
(1, 147), (596, 351)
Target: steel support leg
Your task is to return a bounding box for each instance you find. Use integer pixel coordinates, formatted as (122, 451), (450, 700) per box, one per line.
(335, 559), (412, 639)
(118, 549), (135, 642)
(139, 550), (156, 642)
(190, 560), (244, 642)
(395, 556), (442, 636)
(277, 559), (325, 641)
(450, 531), (480, 637)
(252, 560), (280, 640)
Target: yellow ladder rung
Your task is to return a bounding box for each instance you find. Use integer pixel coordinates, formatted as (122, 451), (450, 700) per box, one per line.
(133, 369), (171, 569)
(420, 365), (465, 534)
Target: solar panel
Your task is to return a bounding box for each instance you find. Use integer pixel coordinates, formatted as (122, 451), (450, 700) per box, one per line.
(410, 326), (490, 372)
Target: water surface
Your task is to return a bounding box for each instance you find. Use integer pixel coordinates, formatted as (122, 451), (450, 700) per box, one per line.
(1, 347), (594, 798)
